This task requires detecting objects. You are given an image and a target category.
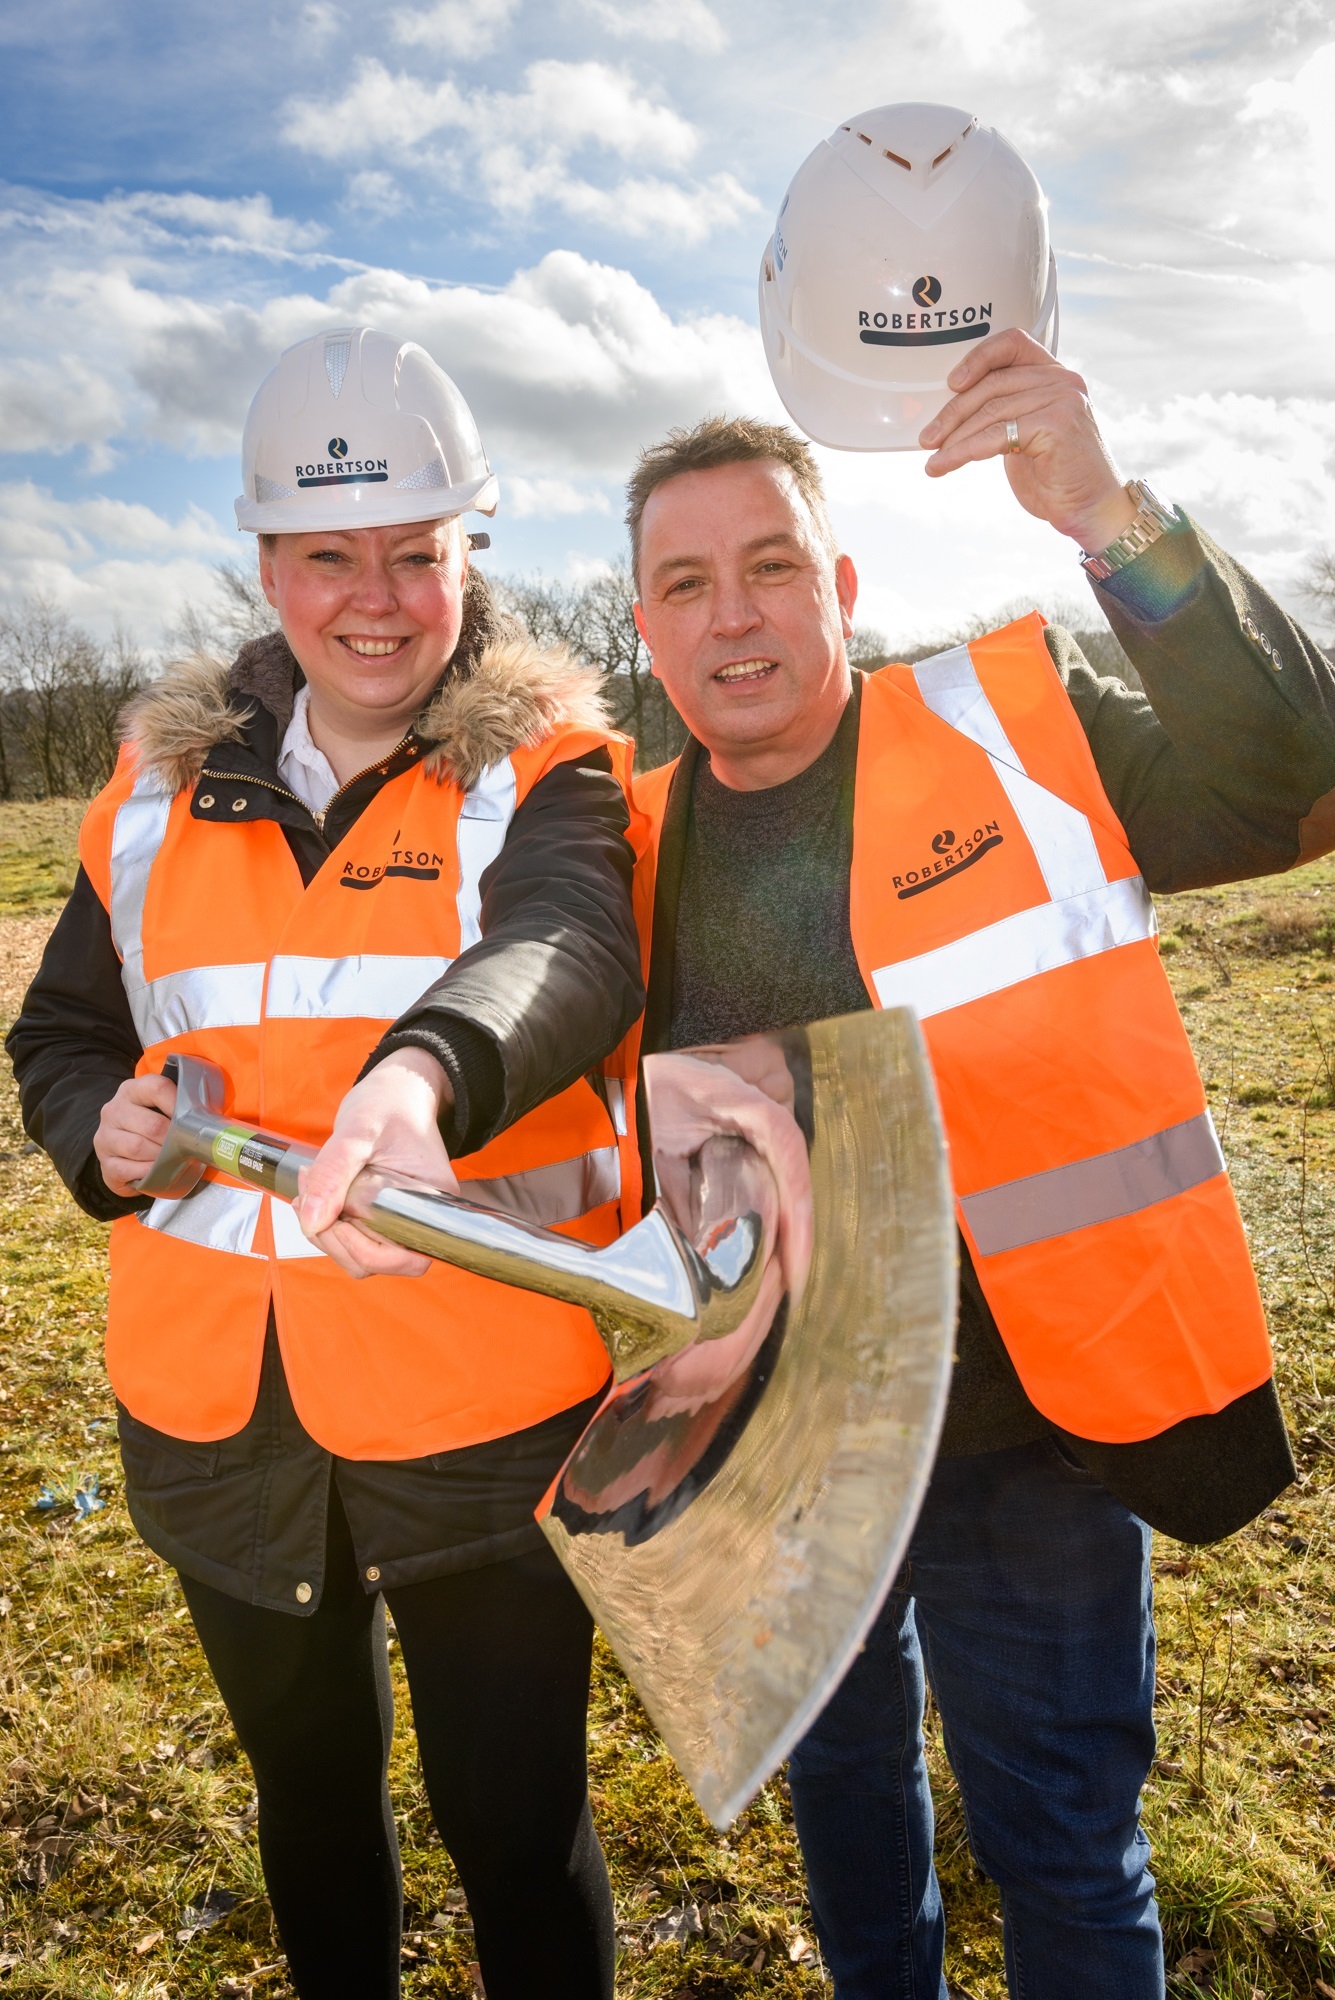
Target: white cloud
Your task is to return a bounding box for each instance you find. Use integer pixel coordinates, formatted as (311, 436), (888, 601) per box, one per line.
(0, 484), (239, 642)
(504, 476), (614, 519)
(580, 0), (726, 51)
(0, 182), (330, 266)
(281, 56), (756, 242)
(0, 188), (772, 475)
(285, 58), (697, 168)
(392, 0), (519, 57)
(298, 2), (343, 48)
(342, 170), (405, 220)
(0, 485), (233, 564)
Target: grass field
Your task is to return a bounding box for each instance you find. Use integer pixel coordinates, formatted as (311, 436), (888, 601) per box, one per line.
(0, 798), (1330, 1999)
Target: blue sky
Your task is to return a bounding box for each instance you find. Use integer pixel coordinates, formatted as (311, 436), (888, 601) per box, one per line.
(1, 0), (1332, 649)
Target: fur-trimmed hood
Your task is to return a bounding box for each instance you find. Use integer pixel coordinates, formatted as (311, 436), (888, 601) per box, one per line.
(121, 570), (610, 795)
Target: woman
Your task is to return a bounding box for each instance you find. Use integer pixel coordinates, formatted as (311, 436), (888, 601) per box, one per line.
(7, 327), (645, 2000)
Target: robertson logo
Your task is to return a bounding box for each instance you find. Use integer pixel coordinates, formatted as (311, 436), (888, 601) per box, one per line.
(894, 822), (1003, 900)
(860, 283), (992, 348)
(340, 829), (444, 891)
(295, 444), (390, 489)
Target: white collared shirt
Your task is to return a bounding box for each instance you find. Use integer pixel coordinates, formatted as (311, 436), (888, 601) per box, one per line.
(278, 685), (339, 817)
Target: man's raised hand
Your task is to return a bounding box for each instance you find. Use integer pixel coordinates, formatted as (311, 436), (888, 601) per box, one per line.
(917, 328), (1138, 555)
(293, 1048), (459, 1280)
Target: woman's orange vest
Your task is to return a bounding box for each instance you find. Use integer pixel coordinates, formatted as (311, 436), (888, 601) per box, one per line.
(635, 615), (1273, 1444)
(81, 724), (641, 1459)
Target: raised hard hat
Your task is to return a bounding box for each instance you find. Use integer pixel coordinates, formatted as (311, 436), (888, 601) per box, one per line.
(759, 104), (1058, 452)
(235, 327), (499, 533)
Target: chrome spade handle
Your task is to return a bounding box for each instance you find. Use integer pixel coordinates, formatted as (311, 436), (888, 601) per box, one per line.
(137, 1054), (772, 1381)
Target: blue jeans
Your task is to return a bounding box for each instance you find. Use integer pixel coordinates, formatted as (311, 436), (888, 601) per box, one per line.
(788, 1438), (1163, 2000)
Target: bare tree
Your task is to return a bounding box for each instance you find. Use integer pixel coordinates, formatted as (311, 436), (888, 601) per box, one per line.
(164, 559), (278, 662)
(848, 627), (891, 669)
(875, 594), (1141, 687)
(496, 567), (686, 770)
(1304, 549), (1335, 636)
(0, 598), (149, 797)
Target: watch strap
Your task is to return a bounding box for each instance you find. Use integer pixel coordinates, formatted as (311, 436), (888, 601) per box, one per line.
(1081, 480), (1178, 582)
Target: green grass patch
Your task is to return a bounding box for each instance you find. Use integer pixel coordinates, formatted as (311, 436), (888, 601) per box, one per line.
(0, 803), (86, 916)
(0, 808), (1332, 1995)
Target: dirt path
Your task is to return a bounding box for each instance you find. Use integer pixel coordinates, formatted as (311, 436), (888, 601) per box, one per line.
(0, 914), (58, 1026)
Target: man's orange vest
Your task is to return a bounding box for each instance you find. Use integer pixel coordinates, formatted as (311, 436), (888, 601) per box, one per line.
(635, 614), (1274, 1444)
(81, 723), (640, 1460)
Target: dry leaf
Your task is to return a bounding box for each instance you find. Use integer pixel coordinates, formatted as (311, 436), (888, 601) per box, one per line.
(134, 1930), (164, 1955)
(651, 1903), (705, 1943)
(789, 1931), (814, 1962)
(1177, 1945), (1217, 1978)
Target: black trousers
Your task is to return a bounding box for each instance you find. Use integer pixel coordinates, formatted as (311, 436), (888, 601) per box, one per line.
(180, 1491), (614, 2000)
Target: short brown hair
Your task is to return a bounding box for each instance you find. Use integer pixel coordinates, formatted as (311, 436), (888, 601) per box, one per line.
(625, 414), (837, 590)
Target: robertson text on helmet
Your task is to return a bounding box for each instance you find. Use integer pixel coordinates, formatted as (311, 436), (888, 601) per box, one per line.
(859, 304), (992, 347)
(294, 456), (390, 488)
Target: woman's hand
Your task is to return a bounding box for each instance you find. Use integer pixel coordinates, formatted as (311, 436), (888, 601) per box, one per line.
(95, 1073), (177, 1197)
(293, 1048), (459, 1280)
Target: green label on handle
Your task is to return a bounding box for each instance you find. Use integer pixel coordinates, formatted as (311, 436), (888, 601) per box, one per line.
(211, 1127), (251, 1170)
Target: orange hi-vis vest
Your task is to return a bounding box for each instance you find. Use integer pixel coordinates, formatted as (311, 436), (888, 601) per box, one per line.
(81, 724), (638, 1460)
(635, 614), (1273, 1444)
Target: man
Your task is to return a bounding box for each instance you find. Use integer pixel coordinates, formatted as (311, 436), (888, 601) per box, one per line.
(346, 325), (1335, 1997)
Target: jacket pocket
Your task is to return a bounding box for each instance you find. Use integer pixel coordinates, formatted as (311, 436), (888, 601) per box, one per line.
(117, 1406), (221, 1486)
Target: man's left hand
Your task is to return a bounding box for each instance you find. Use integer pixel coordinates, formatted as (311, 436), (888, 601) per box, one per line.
(918, 329), (1136, 554)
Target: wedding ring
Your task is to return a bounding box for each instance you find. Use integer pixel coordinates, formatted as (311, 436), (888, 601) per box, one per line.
(1005, 419), (1021, 454)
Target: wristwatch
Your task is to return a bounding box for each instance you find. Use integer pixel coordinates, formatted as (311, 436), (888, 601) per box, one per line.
(1080, 480), (1179, 581)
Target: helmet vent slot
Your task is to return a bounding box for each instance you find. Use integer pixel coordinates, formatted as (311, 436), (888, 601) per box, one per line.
(931, 144), (955, 169)
(856, 130), (872, 144)
(883, 148), (911, 171)
(324, 335), (352, 400)
(397, 457), (450, 492)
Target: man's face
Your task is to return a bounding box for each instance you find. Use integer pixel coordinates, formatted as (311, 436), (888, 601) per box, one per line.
(634, 459), (856, 781)
(259, 519), (465, 734)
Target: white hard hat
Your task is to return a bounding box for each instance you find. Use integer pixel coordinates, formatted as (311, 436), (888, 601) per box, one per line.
(759, 104), (1058, 452)
(235, 326), (499, 533)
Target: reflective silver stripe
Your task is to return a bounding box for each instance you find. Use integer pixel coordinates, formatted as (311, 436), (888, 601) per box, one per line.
(462, 1145), (621, 1229)
(270, 1198), (328, 1260)
(872, 875), (1156, 1020)
(136, 963), (267, 1045)
(457, 757), (517, 952)
(604, 1077), (627, 1137)
(109, 764), (269, 1044)
(138, 1181), (263, 1255)
(110, 767), (175, 1044)
(914, 645), (1021, 770)
(960, 1111), (1225, 1256)
(109, 765), (173, 972)
(915, 645), (1106, 901)
(266, 954), (452, 1020)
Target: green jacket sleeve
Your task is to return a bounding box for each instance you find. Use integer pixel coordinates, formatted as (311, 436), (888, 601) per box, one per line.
(1047, 513), (1335, 893)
